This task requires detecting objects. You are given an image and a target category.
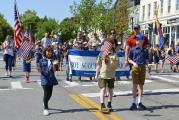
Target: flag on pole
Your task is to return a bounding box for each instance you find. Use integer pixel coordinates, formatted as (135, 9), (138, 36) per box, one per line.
(153, 7), (164, 50)
(14, 0), (23, 48)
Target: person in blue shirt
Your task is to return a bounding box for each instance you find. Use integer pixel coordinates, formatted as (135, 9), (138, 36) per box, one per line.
(35, 41), (43, 72)
(38, 46), (59, 116)
(128, 34), (149, 111)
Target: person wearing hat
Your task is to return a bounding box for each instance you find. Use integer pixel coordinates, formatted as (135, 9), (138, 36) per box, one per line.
(128, 33), (149, 110)
(125, 24), (149, 66)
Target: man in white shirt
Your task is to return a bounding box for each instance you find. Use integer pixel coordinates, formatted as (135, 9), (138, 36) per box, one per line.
(41, 33), (51, 48)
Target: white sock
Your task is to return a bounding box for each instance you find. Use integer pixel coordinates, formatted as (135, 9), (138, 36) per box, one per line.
(138, 96), (142, 104)
(132, 97), (136, 104)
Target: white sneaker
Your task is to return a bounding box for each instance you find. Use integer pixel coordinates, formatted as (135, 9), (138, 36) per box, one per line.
(43, 109), (49, 116)
(5, 72), (8, 76)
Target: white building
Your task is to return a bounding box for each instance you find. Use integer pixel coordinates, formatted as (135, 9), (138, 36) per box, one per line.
(139, 0), (179, 46)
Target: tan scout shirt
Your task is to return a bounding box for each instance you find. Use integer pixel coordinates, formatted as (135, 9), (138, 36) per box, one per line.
(97, 54), (119, 79)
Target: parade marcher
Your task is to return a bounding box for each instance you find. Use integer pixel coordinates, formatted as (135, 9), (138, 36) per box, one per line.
(41, 32), (51, 48)
(147, 44), (154, 75)
(35, 41), (43, 71)
(3, 35), (14, 77)
(125, 24), (148, 66)
(128, 34), (148, 110)
(153, 44), (160, 73)
(38, 46), (59, 116)
(12, 47), (17, 71)
(159, 48), (166, 73)
(21, 32), (34, 82)
(23, 48), (34, 83)
(64, 41), (73, 81)
(95, 32), (119, 112)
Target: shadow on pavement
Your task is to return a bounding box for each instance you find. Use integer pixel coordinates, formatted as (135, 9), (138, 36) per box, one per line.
(49, 108), (98, 115)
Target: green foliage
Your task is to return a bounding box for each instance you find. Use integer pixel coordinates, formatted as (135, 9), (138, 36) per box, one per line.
(21, 10), (40, 34)
(0, 14), (13, 42)
(114, 0), (129, 37)
(59, 17), (80, 41)
(70, 0), (96, 34)
(36, 17), (59, 39)
(70, 0), (113, 35)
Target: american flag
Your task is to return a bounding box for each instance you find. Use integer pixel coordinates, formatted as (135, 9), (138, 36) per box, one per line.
(166, 55), (179, 64)
(14, 0), (23, 48)
(20, 40), (33, 60)
(100, 40), (113, 58)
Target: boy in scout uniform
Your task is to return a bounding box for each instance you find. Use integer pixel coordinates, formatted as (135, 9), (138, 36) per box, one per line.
(96, 33), (119, 112)
(128, 34), (149, 110)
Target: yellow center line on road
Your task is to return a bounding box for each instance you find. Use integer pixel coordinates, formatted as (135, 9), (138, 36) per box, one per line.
(69, 94), (109, 120)
(79, 95), (123, 120)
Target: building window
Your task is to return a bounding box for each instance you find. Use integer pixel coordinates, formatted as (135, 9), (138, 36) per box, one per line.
(148, 4), (151, 18)
(160, 0), (163, 15)
(142, 6), (145, 21)
(168, 0), (171, 13)
(176, 0), (179, 10)
(154, 2), (157, 16)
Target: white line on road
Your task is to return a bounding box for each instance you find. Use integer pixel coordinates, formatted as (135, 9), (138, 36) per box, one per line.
(62, 80), (80, 87)
(11, 81), (32, 90)
(11, 81), (23, 89)
(152, 76), (179, 83)
(82, 88), (179, 98)
(63, 80), (152, 88)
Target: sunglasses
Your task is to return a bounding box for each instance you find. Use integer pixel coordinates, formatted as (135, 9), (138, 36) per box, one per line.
(111, 32), (115, 34)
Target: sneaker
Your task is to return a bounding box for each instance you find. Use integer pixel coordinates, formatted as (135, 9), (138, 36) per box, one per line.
(43, 109), (49, 116)
(107, 102), (112, 111)
(100, 103), (106, 111)
(5, 72), (8, 76)
(129, 103), (137, 110)
(138, 103), (147, 110)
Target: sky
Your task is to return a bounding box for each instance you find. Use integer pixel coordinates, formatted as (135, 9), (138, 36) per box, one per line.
(0, 0), (81, 26)
(0, 0), (114, 27)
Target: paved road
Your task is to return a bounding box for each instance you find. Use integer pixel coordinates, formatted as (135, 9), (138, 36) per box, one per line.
(0, 53), (179, 120)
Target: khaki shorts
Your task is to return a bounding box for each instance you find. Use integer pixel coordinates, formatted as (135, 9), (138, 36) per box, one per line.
(131, 65), (146, 85)
(98, 78), (115, 89)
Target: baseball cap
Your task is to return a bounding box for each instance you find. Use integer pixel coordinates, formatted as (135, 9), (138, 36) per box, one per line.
(135, 34), (144, 40)
(133, 24), (140, 29)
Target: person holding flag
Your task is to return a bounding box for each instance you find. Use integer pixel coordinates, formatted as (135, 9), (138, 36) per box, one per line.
(21, 32), (34, 83)
(96, 31), (119, 112)
(153, 7), (165, 50)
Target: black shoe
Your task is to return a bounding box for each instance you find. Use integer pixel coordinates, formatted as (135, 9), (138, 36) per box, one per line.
(100, 103), (106, 111)
(129, 103), (137, 110)
(138, 103), (147, 110)
(107, 102), (112, 111)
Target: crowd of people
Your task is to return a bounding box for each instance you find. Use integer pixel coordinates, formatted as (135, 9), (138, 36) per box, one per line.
(1, 24), (179, 115)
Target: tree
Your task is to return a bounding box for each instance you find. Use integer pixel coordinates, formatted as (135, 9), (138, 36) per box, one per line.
(21, 10), (40, 35)
(0, 14), (13, 42)
(36, 17), (59, 39)
(97, 0), (113, 36)
(114, 0), (129, 38)
(70, 0), (96, 34)
(59, 17), (80, 41)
